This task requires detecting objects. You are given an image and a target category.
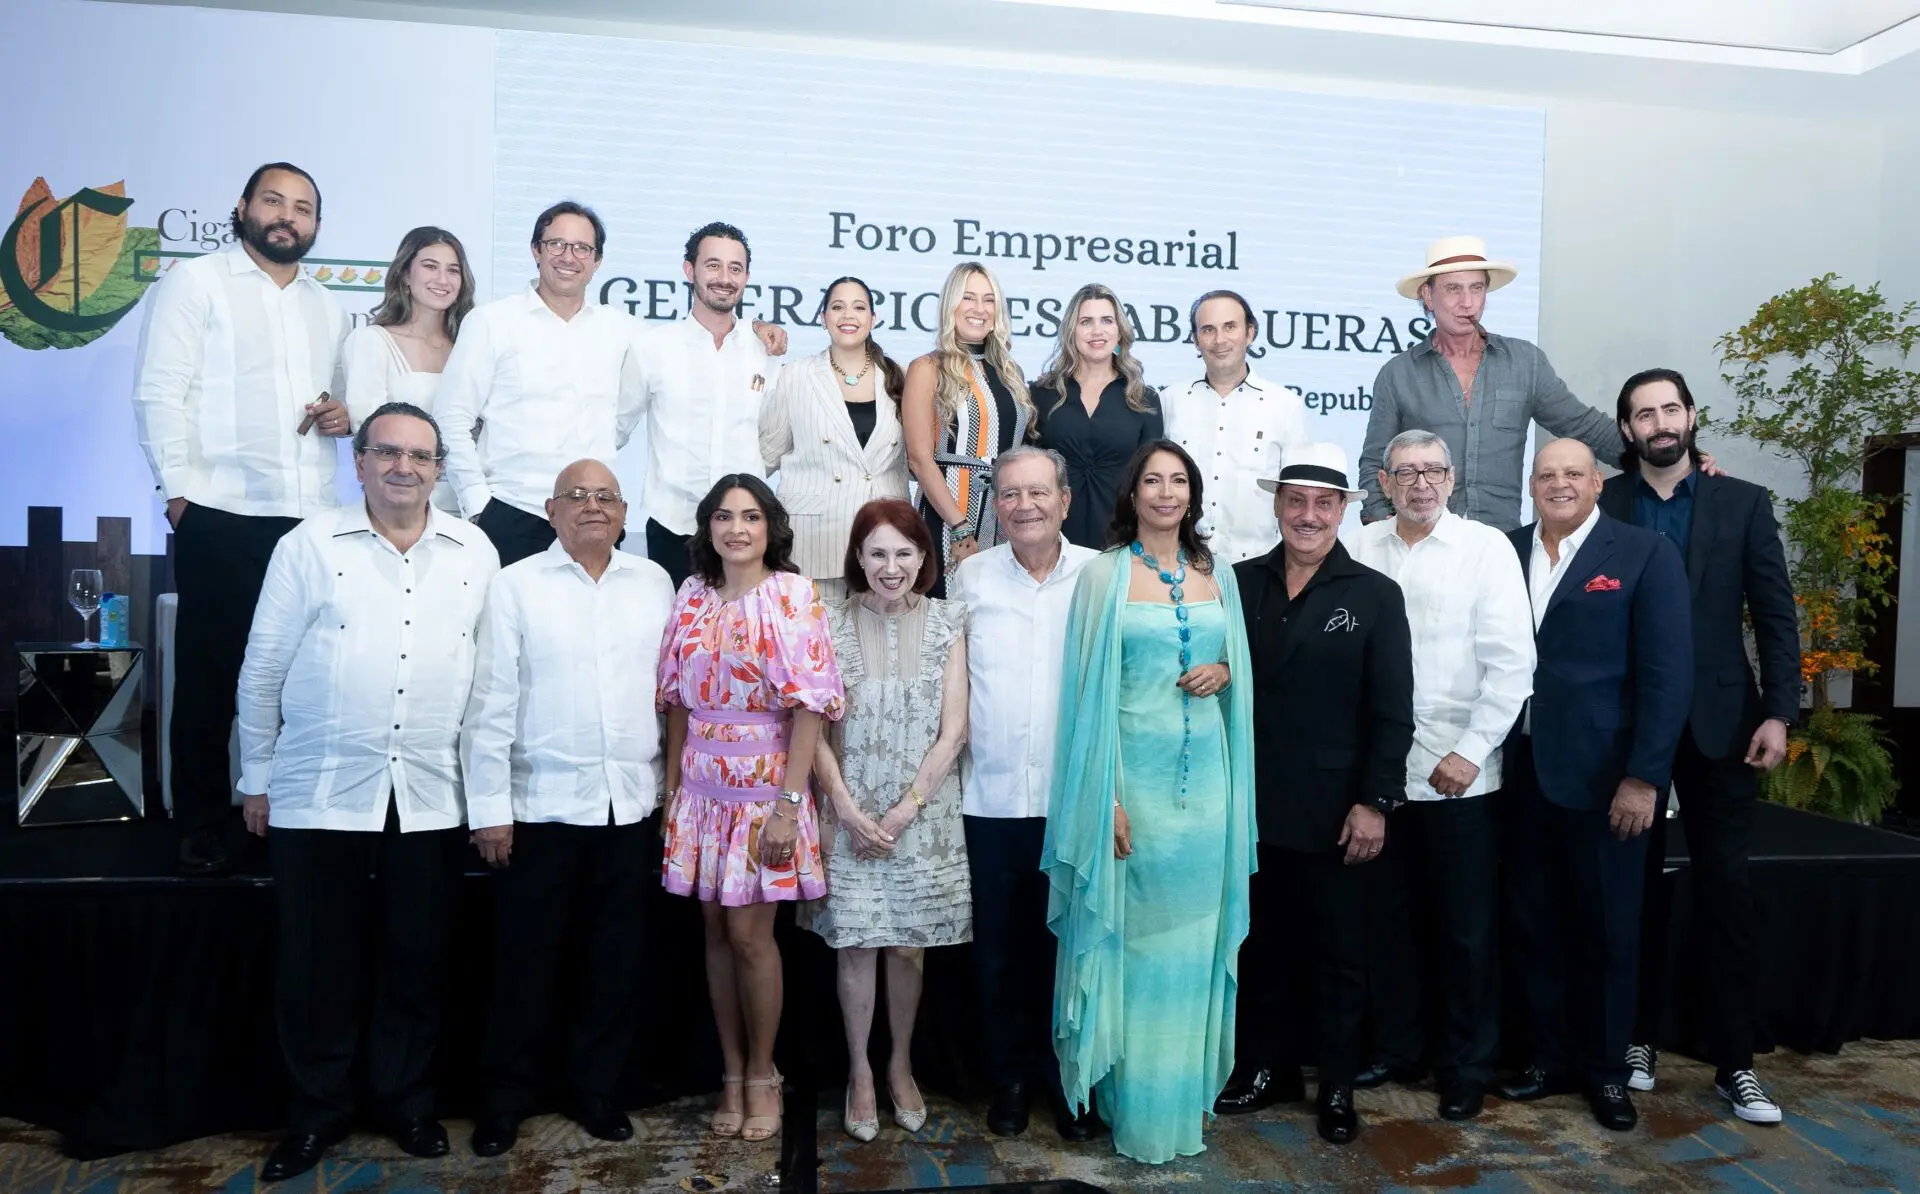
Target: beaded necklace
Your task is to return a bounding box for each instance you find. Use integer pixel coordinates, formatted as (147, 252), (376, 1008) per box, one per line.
(1131, 540), (1192, 807)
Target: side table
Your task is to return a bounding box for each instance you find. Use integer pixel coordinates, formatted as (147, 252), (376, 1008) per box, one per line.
(15, 642), (146, 827)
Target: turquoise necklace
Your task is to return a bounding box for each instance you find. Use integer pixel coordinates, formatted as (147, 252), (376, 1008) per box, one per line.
(1131, 540), (1192, 807)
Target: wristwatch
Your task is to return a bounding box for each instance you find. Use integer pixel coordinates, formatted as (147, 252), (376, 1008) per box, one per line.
(777, 789), (804, 805)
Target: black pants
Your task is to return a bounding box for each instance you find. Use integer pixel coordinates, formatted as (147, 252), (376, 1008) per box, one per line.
(270, 804), (464, 1133)
(1366, 796), (1500, 1086)
(1238, 843), (1368, 1089)
(964, 815), (1060, 1099)
(475, 500), (557, 568)
(170, 503), (300, 833)
(480, 815), (657, 1116)
(646, 519), (693, 591)
(1504, 737), (1649, 1088)
(1634, 732), (1760, 1073)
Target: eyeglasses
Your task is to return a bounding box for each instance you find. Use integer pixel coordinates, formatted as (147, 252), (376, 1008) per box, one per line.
(360, 444), (444, 466)
(1388, 465), (1452, 485)
(539, 238), (597, 259)
(555, 488), (624, 506)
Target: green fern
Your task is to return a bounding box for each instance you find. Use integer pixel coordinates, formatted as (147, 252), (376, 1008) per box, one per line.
(1761, 708), (1897, 823)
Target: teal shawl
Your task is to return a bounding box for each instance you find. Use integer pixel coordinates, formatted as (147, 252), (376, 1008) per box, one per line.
(1040, 547), (1259, 1113)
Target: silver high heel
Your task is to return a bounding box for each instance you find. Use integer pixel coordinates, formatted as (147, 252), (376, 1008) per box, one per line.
(843, 1084), (879, 1142)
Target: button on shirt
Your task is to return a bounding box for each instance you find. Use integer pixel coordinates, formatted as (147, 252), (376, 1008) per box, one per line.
(236, 504), (500, 831)
(1633, 470), (1697, 555)
(435, 284), (644, 518)
(462, 542), (677, 830)
(1349, 511), (1536, 800)
(951, 538), (1098, 818)
(1360, 333), (1623, 532)
(132, 248), (349, 517)
(1162, 370), (1309, 563)
(1523, 504), (1601, 732)
(627, 317), (774, 536)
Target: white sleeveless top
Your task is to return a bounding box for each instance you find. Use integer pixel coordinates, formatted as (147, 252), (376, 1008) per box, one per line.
(341, 324), (459, 513)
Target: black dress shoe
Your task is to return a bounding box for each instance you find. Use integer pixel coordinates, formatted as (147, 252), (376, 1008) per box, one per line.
(261, 1129), (344, 1182)
(1493, 1066), (1578, 1102)
(177, 828), (230, 876)
(1316, 1085), (1359, 1145)
(1053, 1098), (1107, 1142)
(470, 1115), (519, 1157)
(1214, 1066), (1307, 1115)
(1353, 1060), (1428, 1090)
(568, 1095), (633, 1142)
(987, 1082), (1030, 1137)
(389, 1117), (449, 1158)
(1586, 1084), (1638, 1131)
(1438, 1081), (1486, 1121)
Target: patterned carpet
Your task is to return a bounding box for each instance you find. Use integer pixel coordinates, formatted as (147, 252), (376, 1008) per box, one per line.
(4, 1042), (1918, 1191)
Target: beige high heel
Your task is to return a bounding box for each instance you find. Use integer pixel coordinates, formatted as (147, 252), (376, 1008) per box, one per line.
(890, 1075), (927, 1134)
(710, 1074), (745, 1137)
(742, 1071), (784, 1142)
(843, 1084), (879, 1143)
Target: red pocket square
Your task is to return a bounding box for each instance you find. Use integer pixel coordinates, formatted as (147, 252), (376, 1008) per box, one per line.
(1584, 574), (1622, 592)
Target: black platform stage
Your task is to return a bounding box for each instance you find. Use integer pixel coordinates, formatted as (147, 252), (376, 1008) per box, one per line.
(2, 800), (1917, 1164)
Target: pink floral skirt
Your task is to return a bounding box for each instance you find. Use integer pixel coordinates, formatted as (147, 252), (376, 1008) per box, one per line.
(662, 791), (827, 906)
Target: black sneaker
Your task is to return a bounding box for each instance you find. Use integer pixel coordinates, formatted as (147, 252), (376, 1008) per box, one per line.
(1625, 1044), (1656, 1092)
(1715, 1070), (1782, 1124)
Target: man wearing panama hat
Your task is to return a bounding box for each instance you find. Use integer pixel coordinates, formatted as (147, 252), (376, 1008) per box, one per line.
(1357, 237), (1622, 532)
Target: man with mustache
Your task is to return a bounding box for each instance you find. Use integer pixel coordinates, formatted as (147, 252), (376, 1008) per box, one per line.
(1495, 438), (1690, 1132)
(1162, 290), (1310, 562)
(463, 458), (677, 1156)
(1358, 237), (1624, 532)
(1600, 369), (1799, 1124)
(628, 221), (790, 588)
(235, 402), (499, 1181)
(1348, 429), (1536, 1121)
(133, 161), (351, 876)
(1224, 442), (1413, 1145)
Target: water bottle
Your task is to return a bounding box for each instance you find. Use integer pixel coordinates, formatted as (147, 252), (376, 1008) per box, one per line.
(99, 593), (131, 647)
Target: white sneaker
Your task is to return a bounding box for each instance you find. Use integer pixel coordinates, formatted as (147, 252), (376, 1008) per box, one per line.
(1716, 1070), (1783, 1124)
(1625, 1044), (1656, 1092)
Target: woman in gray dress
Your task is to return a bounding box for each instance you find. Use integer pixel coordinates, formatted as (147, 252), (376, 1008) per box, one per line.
(805, 498), (971, 1142)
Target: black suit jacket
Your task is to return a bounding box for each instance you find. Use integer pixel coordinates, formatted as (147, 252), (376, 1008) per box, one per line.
(1599, 470), (1801, 759)
(1235, 539), (1414, 854)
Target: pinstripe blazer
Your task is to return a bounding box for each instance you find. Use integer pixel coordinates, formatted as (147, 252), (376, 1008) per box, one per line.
(759, 350), (911, 579)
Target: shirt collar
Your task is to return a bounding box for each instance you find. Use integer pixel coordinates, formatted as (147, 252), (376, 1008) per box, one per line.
(1411, 329), (1509, 359)
(538, 538), (635, 576)
(1001, 535), (1075, 584)
(1532, 503), (1601, 558)
(1635, 469), (1698, 501)
(225, 246), (322, 292)
(1178, 367), (1271, 399)
(333, 501), (473, 548)
(1385, 507), (1461, 547)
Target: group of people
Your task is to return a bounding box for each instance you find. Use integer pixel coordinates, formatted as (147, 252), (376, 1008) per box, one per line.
(127, 161), (1803, 1177)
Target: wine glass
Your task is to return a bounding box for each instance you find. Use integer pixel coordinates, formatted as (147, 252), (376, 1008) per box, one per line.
(69, 569), (103, 647)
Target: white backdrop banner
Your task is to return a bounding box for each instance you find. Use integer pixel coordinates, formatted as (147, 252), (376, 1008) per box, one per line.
(0, 1), (1543, 553)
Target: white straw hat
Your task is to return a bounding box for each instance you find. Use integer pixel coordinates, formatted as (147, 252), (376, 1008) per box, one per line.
(1395, 235), (1519, 301)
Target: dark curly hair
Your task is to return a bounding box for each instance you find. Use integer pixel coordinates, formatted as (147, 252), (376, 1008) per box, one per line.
(1105, 438), (1214, 572)
(688, 474), (798, 586)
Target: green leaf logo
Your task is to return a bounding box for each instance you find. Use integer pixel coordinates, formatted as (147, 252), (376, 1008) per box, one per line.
(0, 177), (160, 351)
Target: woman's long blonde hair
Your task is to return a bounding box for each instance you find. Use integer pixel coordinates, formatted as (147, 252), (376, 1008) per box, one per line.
(1034, 282), (1153, 416)
(931, 261), (1031, 424)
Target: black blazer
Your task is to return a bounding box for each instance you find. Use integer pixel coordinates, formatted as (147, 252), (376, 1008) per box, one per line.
(1599, 471), (1801, 759)
(1235, 540), (1414, 854)
(1507, 513), (1693, 809)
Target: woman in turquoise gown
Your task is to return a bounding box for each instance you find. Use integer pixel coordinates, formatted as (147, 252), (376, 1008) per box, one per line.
(1041, 438), (1258, 1164)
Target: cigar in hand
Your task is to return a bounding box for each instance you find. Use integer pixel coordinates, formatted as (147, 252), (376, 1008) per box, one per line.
(297, 391), (328, 436)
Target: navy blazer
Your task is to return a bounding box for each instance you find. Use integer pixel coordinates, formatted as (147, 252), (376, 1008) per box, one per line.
(1599, 471), (1801, 759)
(1507, 511), (1693, 810)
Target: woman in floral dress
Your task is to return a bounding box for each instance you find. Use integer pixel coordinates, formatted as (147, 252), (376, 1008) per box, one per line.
(658, 474), (845, 1143)
(802, 499), (970, 1142)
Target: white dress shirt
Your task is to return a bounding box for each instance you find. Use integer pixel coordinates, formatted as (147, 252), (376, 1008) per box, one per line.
(1162, 370), (1309, 563)
(628, 316), (774, 536)
(434, 284), (643, 519)
(340, 325), (457, 512)
(1523, 503), (1602, 733)
(951, 537), (1098, 818)
(1350, 511), (1536, 800)
(131, 247), (349, 517)
(758, 351), (910, 578)
(236, 503), (500, 831)
(462, 542), (677, 830)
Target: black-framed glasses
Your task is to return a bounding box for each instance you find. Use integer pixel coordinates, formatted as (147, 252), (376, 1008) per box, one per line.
(1388, 465), (1452, 485)
(555, 488), (624, 506)
(359, 444), (444, 466)
(539, 238), (597, 259)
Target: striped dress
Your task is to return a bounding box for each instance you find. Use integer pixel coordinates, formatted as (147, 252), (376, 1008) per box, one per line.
(920, 348), (1028, 593)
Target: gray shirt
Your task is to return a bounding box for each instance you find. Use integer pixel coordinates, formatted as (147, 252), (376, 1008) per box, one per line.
(1359, 332), (1621, 531)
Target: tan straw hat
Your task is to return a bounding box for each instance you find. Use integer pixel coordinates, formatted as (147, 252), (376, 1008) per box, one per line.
(1395, 235), (1519, 301)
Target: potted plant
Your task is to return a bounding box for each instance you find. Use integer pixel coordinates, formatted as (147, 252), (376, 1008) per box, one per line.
(1719, 274), (1920, 823)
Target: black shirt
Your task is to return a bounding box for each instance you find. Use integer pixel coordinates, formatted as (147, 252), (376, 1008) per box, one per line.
(845, 398), (877, 448)
(1030, 377), (1165, 550)
(1632, 469), (1697, 556)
